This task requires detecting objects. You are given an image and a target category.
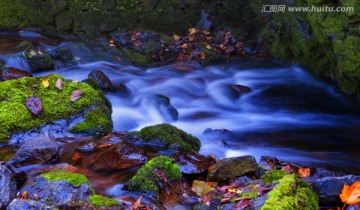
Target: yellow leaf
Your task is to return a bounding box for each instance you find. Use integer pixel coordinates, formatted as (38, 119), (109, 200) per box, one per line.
(228, 188), (237, 193)
(340, 181), (360, 205)
(203, 30), (210, 35)
(42, 79), (49, 88)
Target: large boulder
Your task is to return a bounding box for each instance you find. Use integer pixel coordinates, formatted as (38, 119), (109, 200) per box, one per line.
(207, 155), (258, 182)
(0, 165), (17, 210)
(0, 74), (112, 144)
(7, 134), (59, 167)
(311, 175), (360, 205)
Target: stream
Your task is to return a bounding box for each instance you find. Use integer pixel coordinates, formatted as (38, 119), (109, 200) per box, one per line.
(1, 32), (360, 199)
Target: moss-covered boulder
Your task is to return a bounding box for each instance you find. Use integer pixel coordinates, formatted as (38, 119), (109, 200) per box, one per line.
(21, 170), (122, 208)
(0, 74), (112, 144)
(137, 124), (201, 153)
(127, 156), (182, 197)
(261, 174), (319, 210)
(261, 170), (290, 185)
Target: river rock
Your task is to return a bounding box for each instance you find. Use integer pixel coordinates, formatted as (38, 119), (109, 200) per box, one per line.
(231, 84), (252, 95)
(26, 53), (55, 72)
(21, 172), (92, 204)
(0, 67), (32, 81)
(87, 142), (148, 171)
(54, 47), (75, 66)
(146, 95), (179, 122)
(0, 74), (113, 144)
(207, 155), (258, 182)
(0, 165), (17, 210)
(310, 175), (360, 205)
(171, 152), (216, 174)
(7, 134), (59, 168)
(6, 199), (58, 210)
(88, 70), (115, 92)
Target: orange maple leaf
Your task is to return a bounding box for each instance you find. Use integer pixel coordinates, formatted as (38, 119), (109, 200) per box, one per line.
(340, 181), (360, 205)
(298, 167), (310, 178)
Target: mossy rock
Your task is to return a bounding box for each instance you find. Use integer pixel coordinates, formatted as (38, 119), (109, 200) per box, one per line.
(0, 74), (112, 143)
(261, 174), (319, 210)
(39, 170), (90, 187)
(261, 170), (289, 185)
(127, 156), (182, 197)
(138, 124), (201, 153)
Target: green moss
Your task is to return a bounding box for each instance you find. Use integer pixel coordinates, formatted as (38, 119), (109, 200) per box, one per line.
(89, 195), (119, 207)
(261, 174), (319, 210)
(122, 48), (150, 67)
(261, 170), (290, 185)
(39, 170), (90, 187)
(127, 156), (182, 197)
(334, 36), (360, 95)
(138, 124), (201, 153)
(0, 74), (112, 142)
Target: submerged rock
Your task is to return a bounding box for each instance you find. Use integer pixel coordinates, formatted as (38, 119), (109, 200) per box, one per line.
(0, 67), (32, 81)
(0, 74), (112, 144)
(87, 142), (148, 171)
(7, 134), (59, 167)
(207, 155), (258, 182)
(26, 53), (55, 72)
(0, 165), (17, 210)
(172, 152), (216, 174)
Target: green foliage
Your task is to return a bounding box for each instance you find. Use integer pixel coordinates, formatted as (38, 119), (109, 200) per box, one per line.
(127, 156), (182, 197)
(89, 195), (120, 207)
(39, 170), (90, 187)
(261, 170), (290, 185)
(0, 74), (112, 142)
(238, 192), (258, 198)
(261, 174), (319, 210)
(139, 124), (201, 153)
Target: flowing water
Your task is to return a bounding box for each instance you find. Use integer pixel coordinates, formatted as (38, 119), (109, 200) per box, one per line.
(1, 32), (360, 196)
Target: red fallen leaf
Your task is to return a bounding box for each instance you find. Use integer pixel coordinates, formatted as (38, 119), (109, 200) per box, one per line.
(131, 31), (138, 41)
(25, 96), (42, 115)
(133, 41), (142, 46)
(55, 78), (63, 90)
(130, 195), (142, 210)
(221, 197), (232, 204)
(70, 90), (83, 102)
(282, 164), (295, 173)
(200, 52), (206, 60)
(234, 199), (251, 209)
(258, 185), (274, 197)
(72, 153), (81, 161)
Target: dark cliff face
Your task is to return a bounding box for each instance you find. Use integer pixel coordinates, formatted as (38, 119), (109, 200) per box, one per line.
(250, 0), (360, 96)
(0, 0), (359, 96)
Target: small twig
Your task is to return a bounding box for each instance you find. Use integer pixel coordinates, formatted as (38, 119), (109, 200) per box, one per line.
(341, 203), (347, 210)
